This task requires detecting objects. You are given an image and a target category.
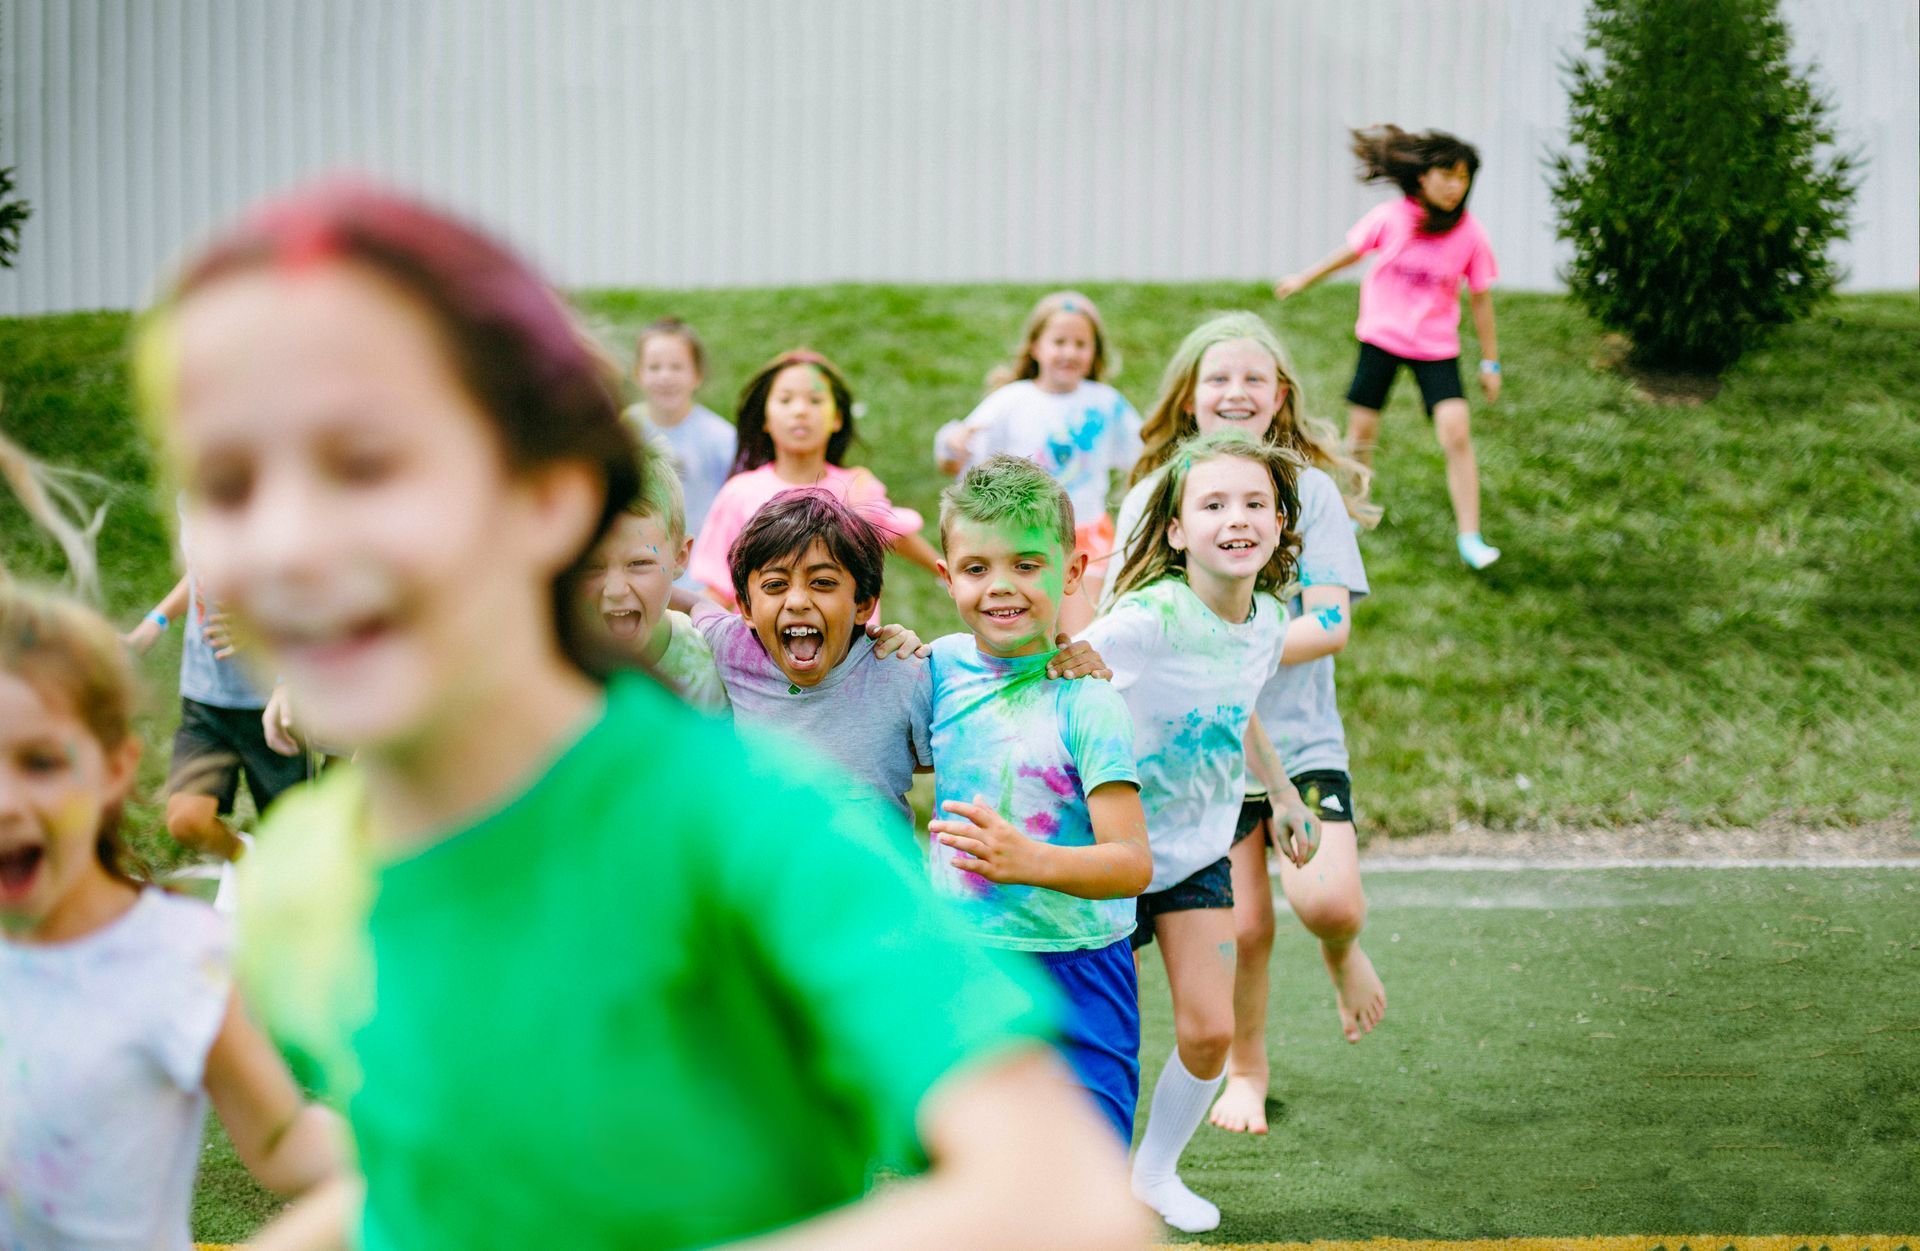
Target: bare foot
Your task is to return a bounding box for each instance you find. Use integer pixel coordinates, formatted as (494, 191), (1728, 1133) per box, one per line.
(1326, 943), (1386, 1042)
(1207, 1074), (1270, 1134)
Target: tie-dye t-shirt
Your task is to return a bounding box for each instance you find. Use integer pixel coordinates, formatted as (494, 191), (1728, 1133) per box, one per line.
(1079, 580), (1287, 891)
(926, 635), (1140, 953)
(937, 381), (1143, 527)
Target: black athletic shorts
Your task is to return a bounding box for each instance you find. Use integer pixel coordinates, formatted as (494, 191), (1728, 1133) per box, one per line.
(1233, 771), (1357, 843)
(1130, 856), (1233, 951)
(167, 697), (309, 816)
(1346, 341), (1464, 415)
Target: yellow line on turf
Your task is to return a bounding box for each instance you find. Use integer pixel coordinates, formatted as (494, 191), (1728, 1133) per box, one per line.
(199, 1238), (1916, 1251)
(1165, 1240), (1913, 1251)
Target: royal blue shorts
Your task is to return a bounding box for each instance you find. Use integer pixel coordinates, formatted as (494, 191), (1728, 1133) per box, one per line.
(1035, 938), (1141, 1143)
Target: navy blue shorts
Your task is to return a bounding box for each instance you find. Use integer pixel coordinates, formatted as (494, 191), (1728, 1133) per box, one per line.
(1129, 856), (1233, 952)
(1035, 939), (1141, 1143)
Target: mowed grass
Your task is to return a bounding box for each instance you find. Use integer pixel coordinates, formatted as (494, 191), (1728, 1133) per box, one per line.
(181, 864), (1920, 1241)
(5, 287), (1918, 846)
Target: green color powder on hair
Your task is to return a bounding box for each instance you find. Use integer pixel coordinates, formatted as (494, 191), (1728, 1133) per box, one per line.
(939, 454), (1077, 556)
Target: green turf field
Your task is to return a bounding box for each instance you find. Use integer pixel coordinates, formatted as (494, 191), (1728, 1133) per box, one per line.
(184, 862), (1920, 1243)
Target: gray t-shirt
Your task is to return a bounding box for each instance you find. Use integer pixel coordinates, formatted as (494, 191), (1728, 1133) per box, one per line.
(177, 501), (267, 709)
(1255, 467), (1369, 776)
(1108, 464), (1368, 777)
(692, 605), (931, 826)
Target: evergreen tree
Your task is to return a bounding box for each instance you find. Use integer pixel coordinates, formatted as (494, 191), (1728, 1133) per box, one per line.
(1550, 0), (1858, 371)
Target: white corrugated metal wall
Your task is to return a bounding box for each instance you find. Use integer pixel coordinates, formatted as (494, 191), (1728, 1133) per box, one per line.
(2, 0), (1914, 315)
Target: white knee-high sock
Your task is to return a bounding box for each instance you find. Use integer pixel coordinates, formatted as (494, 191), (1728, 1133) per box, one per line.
(1131, 1052), (1223, 1232)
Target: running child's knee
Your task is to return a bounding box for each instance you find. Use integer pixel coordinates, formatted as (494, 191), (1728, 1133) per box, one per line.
(1298, 893), (1367, 942)
(1235, 905), (1276, 953)
(163, 793), (222, 843)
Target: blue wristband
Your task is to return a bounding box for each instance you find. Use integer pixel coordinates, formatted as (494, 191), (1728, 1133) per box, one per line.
(1479, 359), (1501, 374)
(145, 610), (170, 630)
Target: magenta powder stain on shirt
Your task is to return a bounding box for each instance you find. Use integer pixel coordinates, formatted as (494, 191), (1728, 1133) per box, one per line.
(1019, 761), (1080, 799)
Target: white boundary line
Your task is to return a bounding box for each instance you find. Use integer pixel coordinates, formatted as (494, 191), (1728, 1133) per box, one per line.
(1359, 855), (1920, 872)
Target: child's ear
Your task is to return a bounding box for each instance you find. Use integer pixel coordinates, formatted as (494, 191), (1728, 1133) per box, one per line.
(1060, 548), (1090, 598)
(935, 559), (953, 594)
(518, 461), (605, 578)
(673, 536), (693, 580)
(103, 735), (142, 807)
(1167, 517), (1188, 554)
(854, 594), (878, 623)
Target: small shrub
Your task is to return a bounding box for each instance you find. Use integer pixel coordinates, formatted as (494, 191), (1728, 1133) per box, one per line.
(1549, 0), (1858, 372)
(0, 166), (28, 268)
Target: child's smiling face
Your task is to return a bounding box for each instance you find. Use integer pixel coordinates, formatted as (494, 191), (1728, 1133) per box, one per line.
(939, 517), (1084, 658)
(580, 511), (687, 661)
(636, 333), (700, 415)
(764, 364), (841, 460)
(1031, 311), (1097, 395)
(165, 263), (597, 753)
(1169, 455), (1280, 586)
(0, 673), (139, 940)
(1189, 338), (1285, 441)
(742, 538), (873, 687)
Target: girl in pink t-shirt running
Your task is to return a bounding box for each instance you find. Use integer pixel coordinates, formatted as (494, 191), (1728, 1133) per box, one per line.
(688, 349), (941, 609)
(1275, 126), (1504, 570)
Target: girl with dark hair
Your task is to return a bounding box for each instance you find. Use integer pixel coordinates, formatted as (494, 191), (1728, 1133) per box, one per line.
(0, 583), (340, 1248)
(137, 180), (1146, 1251)
(1275, 124), (1506, 570)
(688, 349), (939, 611)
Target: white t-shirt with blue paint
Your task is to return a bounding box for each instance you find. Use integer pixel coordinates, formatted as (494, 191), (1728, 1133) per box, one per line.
(1079, 579), (1287, 892)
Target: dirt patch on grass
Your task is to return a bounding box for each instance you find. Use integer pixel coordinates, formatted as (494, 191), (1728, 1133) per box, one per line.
(1364, 814), (1916, 863)
(1593, 332), (1725, 404)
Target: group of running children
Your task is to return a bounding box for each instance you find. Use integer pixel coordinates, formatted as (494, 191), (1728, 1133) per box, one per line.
(0, 125), (1501, 1248)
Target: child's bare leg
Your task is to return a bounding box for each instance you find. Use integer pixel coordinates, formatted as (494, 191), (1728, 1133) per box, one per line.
(1210, 825), (1275, 1133)
(1431, 398), (1481, 535)
(1276, 819), (1383, 1042)
(165, 792), (245, 861)
(1346, 404), (1382, 467)
(1133, 906), (1235, 1233)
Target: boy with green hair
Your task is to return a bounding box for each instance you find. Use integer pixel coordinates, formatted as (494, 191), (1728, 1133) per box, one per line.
(580, 432), (727, 710)
(928, 454), (1153, 1142)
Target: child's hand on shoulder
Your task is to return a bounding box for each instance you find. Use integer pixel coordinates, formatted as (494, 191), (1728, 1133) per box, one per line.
(1274, 799), (1320, 868)
(931, 797), (1046, 887)
(868, 621), (930, 661)
(203, 608), (239, 659)
(1046, 633), (1110, 681)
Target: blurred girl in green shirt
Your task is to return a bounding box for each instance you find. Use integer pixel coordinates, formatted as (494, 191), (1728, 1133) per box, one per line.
(136, 179), (1148, 1251)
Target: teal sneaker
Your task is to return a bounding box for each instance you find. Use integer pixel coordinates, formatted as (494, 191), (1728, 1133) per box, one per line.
(1457, 531), (1501, 570)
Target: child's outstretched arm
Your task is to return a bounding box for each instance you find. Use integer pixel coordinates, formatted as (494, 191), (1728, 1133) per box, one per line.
(1279, 585), (1354, 665)
(122, 575), (190, 655)
(733, 1048), (1151, 1251)
(1470, 289), (1502, 403)
(1243, 714), (1319, 868)
(202, 994), (343, 1197)
(1274, 246), (1362, 300)
(931, 784), (1150, 899)
(889, 531), (944, 575)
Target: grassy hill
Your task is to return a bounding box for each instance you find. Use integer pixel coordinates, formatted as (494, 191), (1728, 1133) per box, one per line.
(3, 285), (1915, 851)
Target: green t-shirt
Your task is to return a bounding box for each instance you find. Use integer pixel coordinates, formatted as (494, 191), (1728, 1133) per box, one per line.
(238, 675), (1055, 1250)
